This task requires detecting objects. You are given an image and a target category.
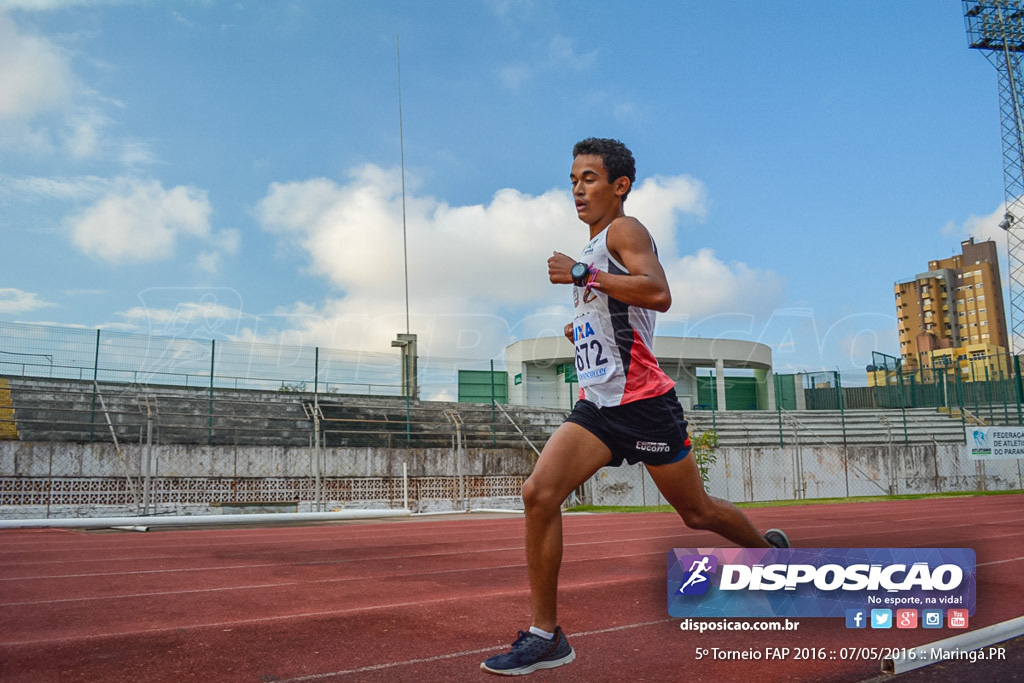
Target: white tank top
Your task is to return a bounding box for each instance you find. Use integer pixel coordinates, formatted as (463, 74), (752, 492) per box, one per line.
(571, 225), (676, 408)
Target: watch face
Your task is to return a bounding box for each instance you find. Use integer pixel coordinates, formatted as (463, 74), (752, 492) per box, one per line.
(571, 263), (588, 281)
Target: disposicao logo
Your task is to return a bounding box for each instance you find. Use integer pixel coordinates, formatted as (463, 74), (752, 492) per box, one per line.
(676, 555), (718, 595)
(667, 548), (975, 619)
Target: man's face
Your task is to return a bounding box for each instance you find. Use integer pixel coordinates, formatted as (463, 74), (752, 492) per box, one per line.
(570, 154), (628, 226)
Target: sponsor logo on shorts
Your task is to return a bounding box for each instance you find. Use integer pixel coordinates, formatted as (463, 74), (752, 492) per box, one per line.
(635, 440), (670, 453)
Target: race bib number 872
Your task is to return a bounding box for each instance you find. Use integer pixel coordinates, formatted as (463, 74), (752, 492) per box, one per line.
(574, 311), (616, 386)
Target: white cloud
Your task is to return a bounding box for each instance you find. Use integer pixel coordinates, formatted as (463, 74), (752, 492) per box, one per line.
(0, 1), (128, 10)
(257, 165), (573, 306)
(66, 177), (215, 264)
(494, 33), (596, 93)
(195, 251), (222, 274)
(254, 164), (785, 358)
(0, 14), (74, 120)
(118, 300), (244, 327)
(111, 288), (252, 339)
(663, 247), (786, 319)
(61, 107), (106, 159)
(548, 34), (596, 70)
(0, 173), (109, 201)
(945, 201), (1010, 292)
(497, 64), (531, 91)
(0, 288), (54, 314)
(194, 228), (240, 274)
(628, 174), (708, 257)
(959, 203), (1008, 255)
(612, 101), (641, 123)
(0, 13), (154, 163)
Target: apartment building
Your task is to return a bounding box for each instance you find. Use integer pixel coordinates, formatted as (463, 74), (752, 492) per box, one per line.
(894, 237), (1008, 372)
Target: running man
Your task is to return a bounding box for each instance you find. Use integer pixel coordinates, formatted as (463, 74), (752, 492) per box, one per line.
(481, 138), (789, 676)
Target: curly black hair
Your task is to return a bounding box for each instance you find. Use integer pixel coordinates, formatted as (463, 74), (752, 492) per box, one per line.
(572, 137), (636, 200)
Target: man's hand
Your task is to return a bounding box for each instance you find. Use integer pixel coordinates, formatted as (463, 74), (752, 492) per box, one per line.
(548, 251), (576, 284)
(563, 322), (573, 342)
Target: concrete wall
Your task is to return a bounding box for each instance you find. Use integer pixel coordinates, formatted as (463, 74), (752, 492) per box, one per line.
(588, 443), (1023, 506)
(4, 441), (1020, 512)
(0, 441), (536, 479)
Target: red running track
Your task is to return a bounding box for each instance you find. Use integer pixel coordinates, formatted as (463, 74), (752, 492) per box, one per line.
(0, 494), (1022, 682)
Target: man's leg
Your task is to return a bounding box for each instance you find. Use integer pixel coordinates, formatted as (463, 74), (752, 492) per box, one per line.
(645, 453), (770, 548)
(522, 422), (612, 631)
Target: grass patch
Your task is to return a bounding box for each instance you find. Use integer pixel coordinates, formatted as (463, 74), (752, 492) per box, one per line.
(565, 488), (1024, 514)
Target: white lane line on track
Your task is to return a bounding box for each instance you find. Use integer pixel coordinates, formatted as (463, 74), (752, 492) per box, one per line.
(0, 498), (1017, 553)
(3, 530), (1022, 605)
(979, 555), (1024, 567)
(0, 529), (711, 578)
(4, 506), (1017, 552)
(0, 582), (300, 606)
(0, 576), (648, 647)
(5, 520), (1022, 579)
(0, 504), (1007, 555)
(271, 619), (680, 682)
(7, 550), (1019, 609)
(0, 541), (674, 607)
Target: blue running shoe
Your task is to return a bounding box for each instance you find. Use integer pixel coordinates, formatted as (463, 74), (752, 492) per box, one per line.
(764, 528), (790, 548)
(481, 627), (575, 675)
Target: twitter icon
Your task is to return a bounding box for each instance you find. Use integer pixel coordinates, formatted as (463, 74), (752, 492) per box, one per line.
(870, 609), (892, 629)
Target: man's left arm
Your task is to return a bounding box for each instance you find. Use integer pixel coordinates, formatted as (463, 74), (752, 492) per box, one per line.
(594, 217), (671, 312)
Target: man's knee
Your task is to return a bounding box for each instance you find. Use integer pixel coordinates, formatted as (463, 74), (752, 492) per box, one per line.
(522, 476), (563, 512)
(676, 500), (719, 531)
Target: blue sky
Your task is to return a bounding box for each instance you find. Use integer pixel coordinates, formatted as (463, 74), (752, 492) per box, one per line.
(0, 0), (1008, 378)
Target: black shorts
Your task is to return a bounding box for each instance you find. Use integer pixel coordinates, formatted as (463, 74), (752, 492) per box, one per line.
(565, 388), (692, 467)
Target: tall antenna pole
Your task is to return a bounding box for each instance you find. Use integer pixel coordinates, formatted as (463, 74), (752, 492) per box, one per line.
(965, 0), (1024, 353)
(391, 37), (417, 403)
(397, 36), (410, 334)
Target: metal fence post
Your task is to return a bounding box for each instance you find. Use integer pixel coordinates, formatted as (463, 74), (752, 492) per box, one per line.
(955, 363), (966, 431)
(984, 364), (993, 424)
(314, 346), (322, 512)
(89, 328), (100, 442)
(836, 371), (847, 446)
(143, 398), (153, 516)
(1001, 352), (1011, 424)
(775, 373), (784, 447)
(710, 370), (718, 432)
(1015, 355), (1024, 425)
(971, 361), (980, 420)
(208, 339), (215, 445)
(898, 366), (909, 445)
(405, 351), (411, 444)
(490, 359), (497, 446)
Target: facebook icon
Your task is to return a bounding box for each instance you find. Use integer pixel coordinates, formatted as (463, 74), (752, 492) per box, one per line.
(846, 609), (867, 629)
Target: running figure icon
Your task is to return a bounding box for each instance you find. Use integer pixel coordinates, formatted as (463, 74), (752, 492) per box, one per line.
(678, 556), (712, 593)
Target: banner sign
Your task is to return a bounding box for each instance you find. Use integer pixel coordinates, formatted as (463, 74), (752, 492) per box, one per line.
(668, 548), (975, 619)
(965, 426), (1024, 459)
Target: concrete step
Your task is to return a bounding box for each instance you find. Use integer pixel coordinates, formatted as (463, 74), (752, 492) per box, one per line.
(2, 376), (977, 449)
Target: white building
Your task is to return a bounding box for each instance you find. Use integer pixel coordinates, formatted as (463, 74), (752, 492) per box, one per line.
(505, 336), (774, 411)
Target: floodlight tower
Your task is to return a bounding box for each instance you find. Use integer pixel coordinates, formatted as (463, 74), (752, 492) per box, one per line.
(965, 0), (1024, 353)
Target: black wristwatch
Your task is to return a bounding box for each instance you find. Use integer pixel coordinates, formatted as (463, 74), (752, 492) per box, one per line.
(570, 262), (590, 287)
